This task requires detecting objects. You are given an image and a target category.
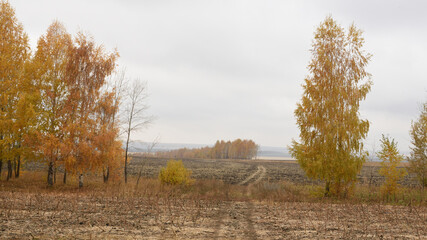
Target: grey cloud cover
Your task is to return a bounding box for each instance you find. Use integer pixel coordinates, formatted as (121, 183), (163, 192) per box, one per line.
(10, 0), (427, 153)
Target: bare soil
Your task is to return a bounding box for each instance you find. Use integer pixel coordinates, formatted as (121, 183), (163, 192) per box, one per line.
(129, 156), (419, 187)
(1, 157), (425, 239)
(1, 183), (426, 239)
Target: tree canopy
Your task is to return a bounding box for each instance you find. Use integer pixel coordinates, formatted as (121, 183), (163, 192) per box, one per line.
(0, 1), (124, 186)
(289, 16), (372, 196)
(407, 102), (427, 188)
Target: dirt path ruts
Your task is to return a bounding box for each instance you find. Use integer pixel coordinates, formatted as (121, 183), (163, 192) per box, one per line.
(252, 166), (266, 185)
(239, 165), (265, 186)
(242, 201), (257, 240)
(213, 165), (266, 239)
(212, 202), (228, 240)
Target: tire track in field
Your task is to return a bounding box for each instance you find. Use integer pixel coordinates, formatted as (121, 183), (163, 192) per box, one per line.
(240, 165), (266, 240)
(239, 165), (265, 186)
(252, 166), (266, 185)
(213, 165), (266, 239)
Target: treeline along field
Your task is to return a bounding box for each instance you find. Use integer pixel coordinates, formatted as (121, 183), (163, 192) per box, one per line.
(154, 139), (258, 160)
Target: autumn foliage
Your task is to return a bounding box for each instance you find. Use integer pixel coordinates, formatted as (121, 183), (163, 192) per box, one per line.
(155, 139), (258, 160)
(378, 135), (407, 197)
(289, 16), (372, 196)
(159, 160), (193, 185)
(0, 0), (32, 181)
(0, 1), (123, 186)
(407, 102), (427, 188)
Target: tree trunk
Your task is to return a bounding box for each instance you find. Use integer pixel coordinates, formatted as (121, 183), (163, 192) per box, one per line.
(63, 170), (67, 184)
(0, 134), (2, 178)
(125, 156), (129, 183)
(14, 156), (21, 178)
(13, 158), (17, 177)
(125, 144), (129, 184)
(47, 161), (54, 186)
(103, 166), (109, 183)
(7, 160), (12, 181)
(124, 119), (132, 184)
(324, 181), (330, 197)
(136, 169), (142, 187)
(54, 166), (57, 184)
(79, 174), (83, 188)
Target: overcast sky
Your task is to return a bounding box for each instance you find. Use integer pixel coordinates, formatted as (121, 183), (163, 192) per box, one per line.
(10, 0), (426, 153)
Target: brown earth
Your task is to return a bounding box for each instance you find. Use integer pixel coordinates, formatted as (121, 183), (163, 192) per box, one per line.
(1, 181), (426, 239)
(128, 156), (419, 187)
(1, 157), (425, 239)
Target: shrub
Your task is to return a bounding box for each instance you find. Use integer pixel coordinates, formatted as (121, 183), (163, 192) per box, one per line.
(159, 160), (193, 185)
(377, 135), (407, 198)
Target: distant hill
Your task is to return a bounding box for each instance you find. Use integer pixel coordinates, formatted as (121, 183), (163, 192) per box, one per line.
(126, 141), (209, 153)
(126, 141), (291, 158)
(257, 146), (291, 158)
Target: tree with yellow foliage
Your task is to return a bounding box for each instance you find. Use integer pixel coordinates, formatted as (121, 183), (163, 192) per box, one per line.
(33, 21), (72, 186)
(289, 16), (372, 196)
(94, 90), (123, 183)
(407, 102), (427, 188)
(0, 0), (31, 180)
(64, 33), (118, 187)
(378, 135), (407, 198)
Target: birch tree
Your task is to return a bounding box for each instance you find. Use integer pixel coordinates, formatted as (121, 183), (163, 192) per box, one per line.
(0, 0), (31, 180)
(289, 16), (372, 196)
(33, 21), (72, 186)
(64, 32), (118, 187)
(407, 102), (427, 188)
(123, 79), (152, 183)
(99, 70), (127, 182)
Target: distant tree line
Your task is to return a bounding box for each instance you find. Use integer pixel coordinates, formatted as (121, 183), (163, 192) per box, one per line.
(154, 139), (259, 160)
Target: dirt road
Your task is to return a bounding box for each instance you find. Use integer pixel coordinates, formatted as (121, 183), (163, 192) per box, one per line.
(239, 165), (266, 186)
(213, 165), (267, 239)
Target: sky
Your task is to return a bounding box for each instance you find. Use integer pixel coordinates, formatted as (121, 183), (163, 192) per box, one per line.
(10, 0), (427, 153)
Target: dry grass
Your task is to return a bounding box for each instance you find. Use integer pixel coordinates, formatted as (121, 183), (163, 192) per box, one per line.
(1, 171), (426, 239)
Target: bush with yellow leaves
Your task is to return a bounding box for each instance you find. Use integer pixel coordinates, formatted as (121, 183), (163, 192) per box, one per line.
(378, 135), (407, 198)
(159, 160), (193, 185)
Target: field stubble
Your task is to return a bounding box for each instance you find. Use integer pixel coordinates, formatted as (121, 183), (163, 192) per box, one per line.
(129, 156), (419, 187)
(0, 157), (426, 239)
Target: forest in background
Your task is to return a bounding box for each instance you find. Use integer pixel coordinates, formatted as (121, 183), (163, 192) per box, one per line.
(153, 139), (258, 160)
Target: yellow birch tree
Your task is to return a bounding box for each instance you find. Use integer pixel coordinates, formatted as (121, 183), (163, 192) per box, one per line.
(289, 16), (372, 196)
(33, 21), (72, 185)
(0, 0), (31, 180)
(64, 32), (118, 187)
(407, 102), (427, 188)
